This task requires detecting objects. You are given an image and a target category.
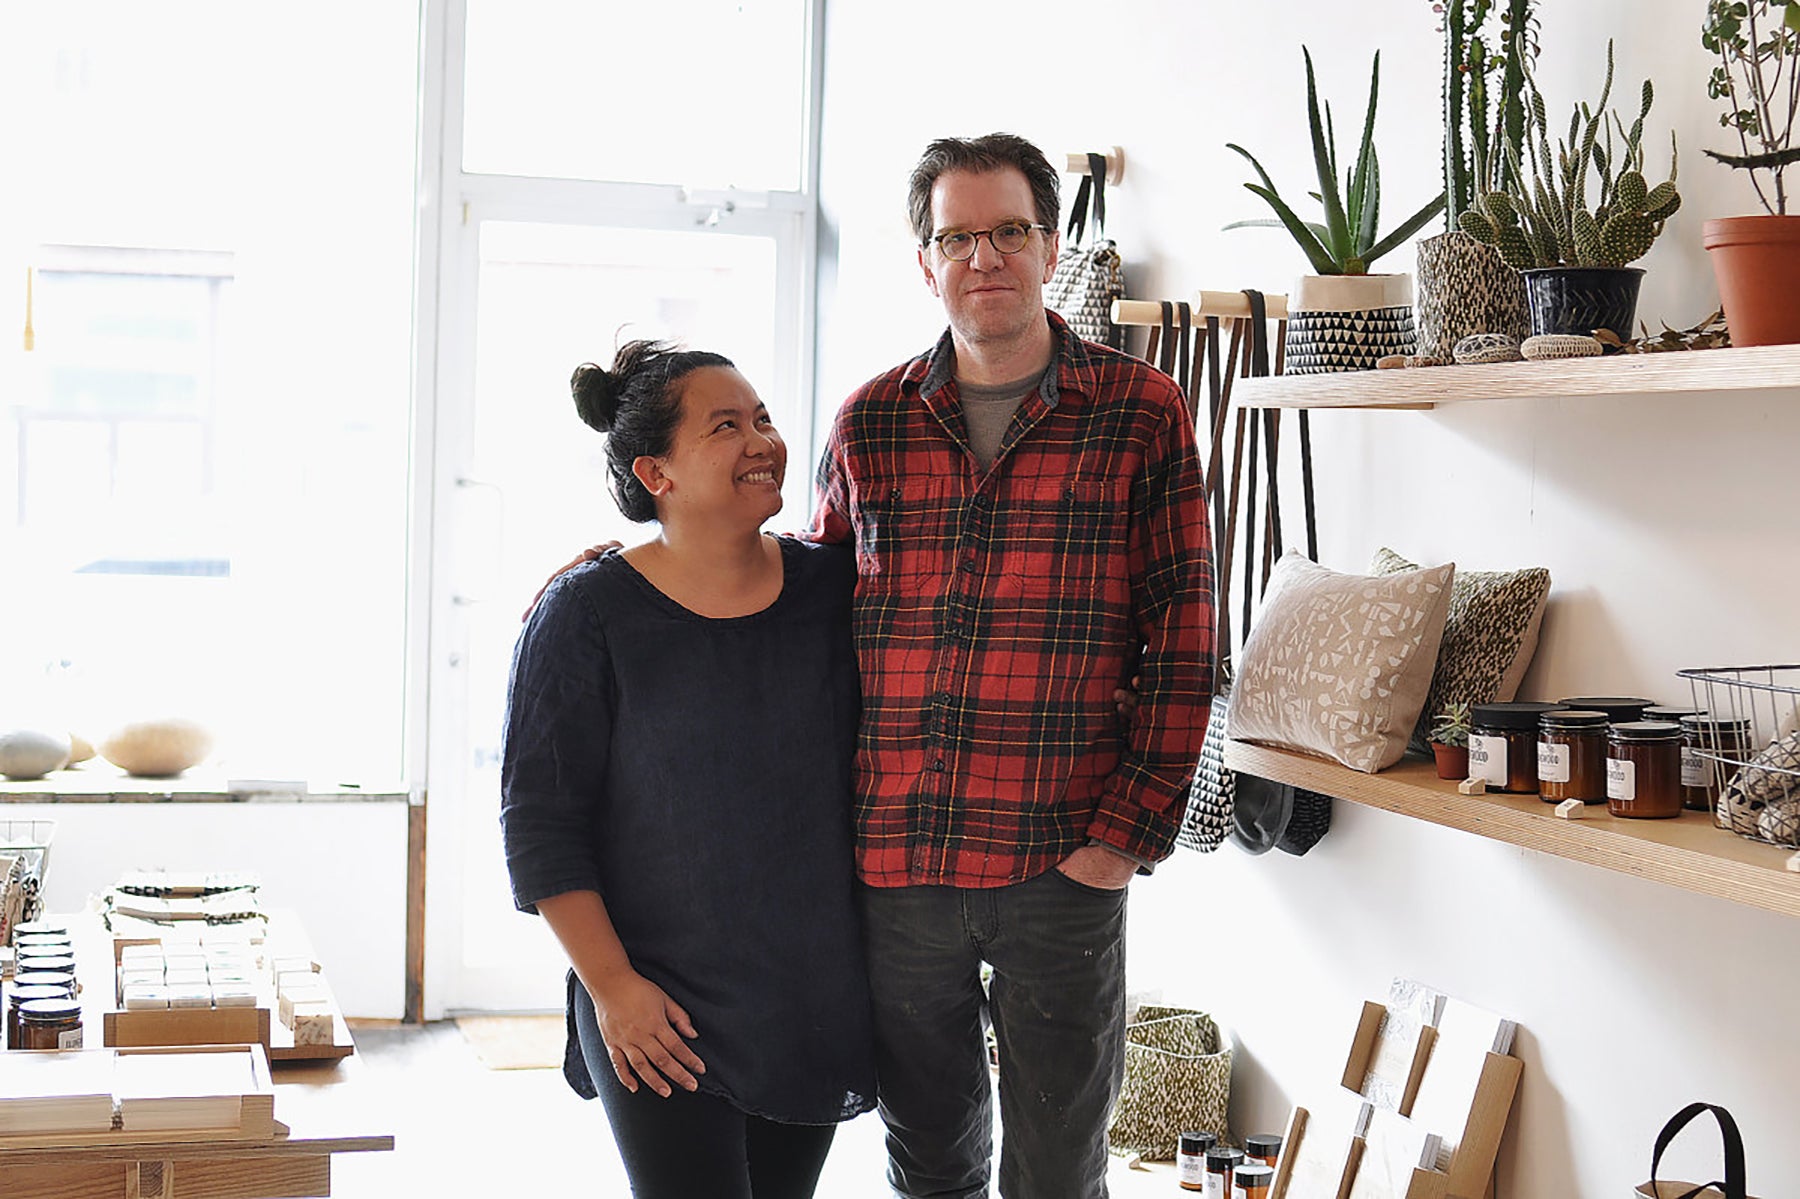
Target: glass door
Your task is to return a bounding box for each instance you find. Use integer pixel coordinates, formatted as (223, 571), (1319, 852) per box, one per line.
(425, 208), (808, 1013)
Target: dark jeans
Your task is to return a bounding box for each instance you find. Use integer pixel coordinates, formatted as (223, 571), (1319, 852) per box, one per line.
(860, 870), (1128, 1199)
(574, 982), (837, 1199)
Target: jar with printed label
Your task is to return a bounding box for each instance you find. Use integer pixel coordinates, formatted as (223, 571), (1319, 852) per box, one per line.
(1179, 1130), (1218, 1192)
(1204, 1146), (1245, 1199)
(6, 984), (71, 1048)
(1243, 1133), (1283, 1169)
(1607, 721), (1684, 819)
(1537, 709), (1609, 804)
(1679, 714), (1754, 818)
(1470, 702), (1565, 793)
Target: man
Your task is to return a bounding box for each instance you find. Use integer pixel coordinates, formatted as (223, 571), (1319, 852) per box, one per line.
(809, 133), (1214, 1199)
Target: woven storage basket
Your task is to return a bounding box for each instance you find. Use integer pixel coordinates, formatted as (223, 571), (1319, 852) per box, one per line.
(1106, 1004), (1233, 1160)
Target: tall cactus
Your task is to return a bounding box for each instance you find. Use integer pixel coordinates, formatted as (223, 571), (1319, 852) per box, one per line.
(1441, 0), (1538, 228)
(1459, 39), (1681, 269)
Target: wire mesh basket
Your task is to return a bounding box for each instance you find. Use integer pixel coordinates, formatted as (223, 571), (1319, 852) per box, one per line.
(1677, 665), (1800, 847)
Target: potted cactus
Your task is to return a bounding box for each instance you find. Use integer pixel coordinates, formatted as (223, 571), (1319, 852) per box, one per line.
(1701, 0), (1800, 345)
(1226, 48), (1447, 373)
(1460, 40), (1683, 339)
(1415, 0), (1537, 361)
(1430, 701), (1474, 780)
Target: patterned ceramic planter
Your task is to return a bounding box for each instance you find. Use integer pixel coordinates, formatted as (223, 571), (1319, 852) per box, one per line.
(1414, 231), (1530, 360)
(1521, 266), (1644, 339)
(1284, 273), (1416, 374)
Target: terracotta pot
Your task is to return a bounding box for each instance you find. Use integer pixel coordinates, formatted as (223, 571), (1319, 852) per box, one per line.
(1431, 742), (1469, 781)
(1703, 215), (1800, 346)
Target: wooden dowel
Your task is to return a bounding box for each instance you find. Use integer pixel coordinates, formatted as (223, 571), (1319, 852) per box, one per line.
(1063, 147), (1124, 184)
(1112, 292), (1290, 326)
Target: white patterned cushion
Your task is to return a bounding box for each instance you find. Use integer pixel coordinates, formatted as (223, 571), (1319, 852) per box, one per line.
(1229, 553), (1455, 773)
(1371, 548), (1552, 754)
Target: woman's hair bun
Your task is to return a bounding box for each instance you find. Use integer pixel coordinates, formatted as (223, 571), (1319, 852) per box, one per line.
(570, 360), (624, 432)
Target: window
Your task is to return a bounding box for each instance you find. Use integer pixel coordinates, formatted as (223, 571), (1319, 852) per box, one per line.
(0, 3), (420, 783)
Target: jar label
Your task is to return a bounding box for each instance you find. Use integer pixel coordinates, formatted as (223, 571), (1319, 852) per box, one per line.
(1538, 742), (1571, 783)
(1204, 1172), (1227, 1199)
(1681, 746), (1710, 789)
(1179, 1157), (1205, 1185)
(1469, 734), (1508, 786)
(58, 1026), (83, 1050)
(1607, 757), (1637, 801)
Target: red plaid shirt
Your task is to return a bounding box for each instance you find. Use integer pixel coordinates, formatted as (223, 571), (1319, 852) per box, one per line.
(810, 313), (1214, 888)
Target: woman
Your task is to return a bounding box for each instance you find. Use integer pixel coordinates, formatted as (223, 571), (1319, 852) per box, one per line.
(500, 340), (876, 1199)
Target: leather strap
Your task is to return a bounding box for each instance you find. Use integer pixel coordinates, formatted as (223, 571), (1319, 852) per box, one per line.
(1650, 1103), (1748, 1199)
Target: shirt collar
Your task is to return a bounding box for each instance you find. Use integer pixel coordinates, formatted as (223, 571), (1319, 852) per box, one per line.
(911, 310), (1090, 408)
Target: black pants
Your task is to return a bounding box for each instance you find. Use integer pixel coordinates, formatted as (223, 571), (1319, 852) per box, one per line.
(574, 984), (837, 1199)
(860, 870), (1129, 1199)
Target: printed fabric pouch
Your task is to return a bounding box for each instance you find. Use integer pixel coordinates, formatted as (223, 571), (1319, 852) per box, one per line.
(1045, 153), (1124, 349)
(1633, 1103), (1763, 1198)
(1106, 1003), (1233, 1161)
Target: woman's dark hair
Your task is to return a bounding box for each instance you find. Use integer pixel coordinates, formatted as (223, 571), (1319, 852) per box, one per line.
(570, 339), (733, 523)
(906, 133), (1061, 245)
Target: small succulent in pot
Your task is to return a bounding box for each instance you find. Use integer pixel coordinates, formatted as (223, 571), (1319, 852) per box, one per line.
(1459, 40), (1682, 269)
(1432, 701), (1474, 748)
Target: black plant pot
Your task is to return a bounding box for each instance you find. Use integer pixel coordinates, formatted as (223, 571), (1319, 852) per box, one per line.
(1520, 266), (1645, 339)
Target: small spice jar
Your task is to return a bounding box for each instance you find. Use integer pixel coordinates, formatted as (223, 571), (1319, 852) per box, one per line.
(1559, 696), (1656, 724)
(1231, 1163), (1276, 1199)
(1204, 1147), (1245, 1199)
(1179, 1130), (1218, 1191)
(1537, 709), (1610, 804)
(1243, 1133), (1283, 1169)
(16, 997), (83, 1050)
(1607, 721), (1685, 819)
(1470, 702), (1565, 793)
(1680, 714), (1755, 818)
(7, 984), (71, 1048)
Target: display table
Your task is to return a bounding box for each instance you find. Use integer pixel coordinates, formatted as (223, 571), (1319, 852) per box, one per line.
(0, 914), (393, 1198)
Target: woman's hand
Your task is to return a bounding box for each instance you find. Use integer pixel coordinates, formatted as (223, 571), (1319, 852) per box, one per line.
(588, 968), (707, 1097)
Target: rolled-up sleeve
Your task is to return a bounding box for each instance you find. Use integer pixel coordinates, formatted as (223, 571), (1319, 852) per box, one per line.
(500, 571), (612, 914)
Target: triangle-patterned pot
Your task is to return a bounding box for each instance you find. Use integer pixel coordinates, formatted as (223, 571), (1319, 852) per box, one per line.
(1284, 273), (1416, 375)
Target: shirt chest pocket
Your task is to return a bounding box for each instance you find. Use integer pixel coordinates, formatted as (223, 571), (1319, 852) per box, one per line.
(851, 478), (959, 586)
(997, 479), (1127, 600)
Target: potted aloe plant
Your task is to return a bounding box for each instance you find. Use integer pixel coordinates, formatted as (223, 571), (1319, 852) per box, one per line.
(1226, 48), (1447, 373)
(1415, 0), (1537, 361)
(1701, 0), (1800, 345)
(1430, 701), (1474, 780)
(1459, 40), (1683, 339)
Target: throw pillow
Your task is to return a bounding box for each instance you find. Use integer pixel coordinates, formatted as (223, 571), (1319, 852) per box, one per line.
(1370, 547), (1552, 754)
(1229, 553), (1455, 773)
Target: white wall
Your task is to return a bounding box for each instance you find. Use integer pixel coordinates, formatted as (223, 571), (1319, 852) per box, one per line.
(7, 801), (407, 1018)
(818, 1), (1800, 1192)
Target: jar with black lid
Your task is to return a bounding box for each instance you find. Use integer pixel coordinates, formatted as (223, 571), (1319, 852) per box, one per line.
(16, 997), (83, 1050)
(1607, 721), (1684, 818)
(1244, 1133), (1283, 1168)
(7, 984), (73, 1048)
(1179, 1130), (1218, 1191)
(1232, 1163), (1275, 1199)
(1559, 696), (1655, 724)
(1538, 710), (1609, 804)
(1470, 702), (1566, 793)
(1679, 714), (1755, 819)
(1645, 705), (1702, 726)
(1204, 1146), (1245, 1199)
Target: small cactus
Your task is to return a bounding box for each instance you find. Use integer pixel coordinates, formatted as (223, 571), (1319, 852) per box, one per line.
(1599, 212), (1656, 265)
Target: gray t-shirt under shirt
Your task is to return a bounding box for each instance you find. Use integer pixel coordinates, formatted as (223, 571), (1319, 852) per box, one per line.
(958, 371), (1041, 469)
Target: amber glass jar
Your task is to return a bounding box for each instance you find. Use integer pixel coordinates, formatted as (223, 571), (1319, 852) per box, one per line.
(1232, 1163), (1275, 1199)
(1607, 721), (1684, 818)
(1559, 696), (1655, 724)
(16, 998), (83, 1050)
(1179, 1130), (1217, 1191)
(1680, 714), (1755, 819)
(1204, 1147), (1245, 1199)
(1470, 702), (1565, 793)
(1645, 705), (1702, 727)
(1244, 1133), (1283, 1169)
(6, 984), (68, 1049)
(1538, 710), (1609, 804)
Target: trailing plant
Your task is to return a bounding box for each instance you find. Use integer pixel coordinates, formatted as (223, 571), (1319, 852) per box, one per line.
(1226, 48), (1447, 275)
(1459, 40), (1682, 269)
(1702, 0), (1800, 213)
(1431, 701), (1474, 748)
(1438, 0), (1540, 228)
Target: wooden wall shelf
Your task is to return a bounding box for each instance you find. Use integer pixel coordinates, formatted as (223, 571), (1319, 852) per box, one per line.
(1222, 742), (1800, 919)
(1236, 343), (1800, 410)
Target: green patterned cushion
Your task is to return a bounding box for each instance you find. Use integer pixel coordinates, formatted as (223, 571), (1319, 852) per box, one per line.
(1371, 547), (1551, 755)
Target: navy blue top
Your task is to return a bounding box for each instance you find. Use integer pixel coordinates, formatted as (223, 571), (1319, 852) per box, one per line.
(500, 535), (876, 1124)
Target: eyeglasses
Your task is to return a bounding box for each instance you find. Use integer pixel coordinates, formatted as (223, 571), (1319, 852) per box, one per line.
(926, 221), (1051, 262)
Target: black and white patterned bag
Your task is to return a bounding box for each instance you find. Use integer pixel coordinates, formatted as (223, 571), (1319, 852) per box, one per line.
(1046, 153), (1124, 349)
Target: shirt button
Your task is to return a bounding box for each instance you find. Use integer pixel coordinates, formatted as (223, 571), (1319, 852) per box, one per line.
(889, 487), (901, 500)
(960, 558), (976, 572)
(931, 760), (945, 773)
